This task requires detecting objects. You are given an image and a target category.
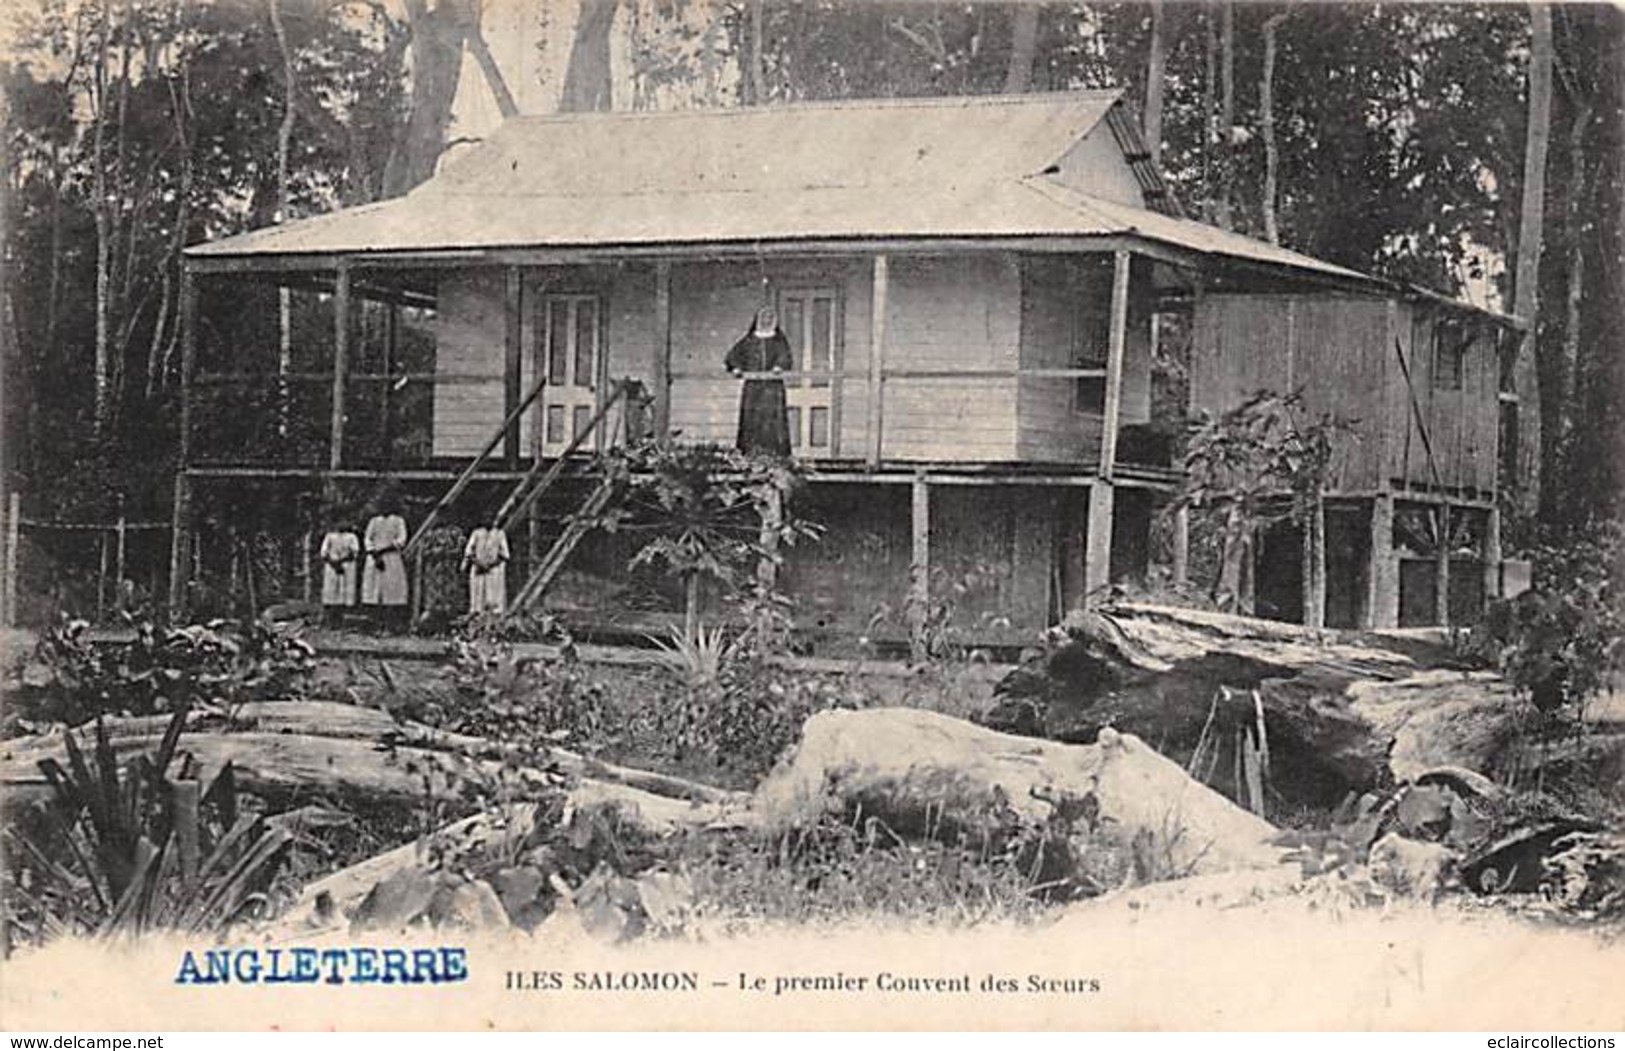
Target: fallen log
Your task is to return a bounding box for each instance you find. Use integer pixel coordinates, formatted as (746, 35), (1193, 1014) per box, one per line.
(990, 603), (1526, 809)
(755, 707), (1285, 879)
(0, 699), (744, 810)
(0, 730), (539, 808)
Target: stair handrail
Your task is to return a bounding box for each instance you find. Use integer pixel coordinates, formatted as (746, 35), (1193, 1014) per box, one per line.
(403, 368), (549, 559)
(510, 474), (621, 612)
(494, 379), (632, 534)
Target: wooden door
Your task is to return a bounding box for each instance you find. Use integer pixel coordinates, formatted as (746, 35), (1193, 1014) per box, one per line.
(779, 288), (840, 457)
(536, 295), (604, 456)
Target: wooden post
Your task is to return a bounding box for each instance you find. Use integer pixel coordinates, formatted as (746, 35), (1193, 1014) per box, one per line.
(653, 260), (672, 442)
(1483, 503), (1502, 604)
(2, 492), (18, 626)
(168, 267), (199, 618)
(329, 262), (351, 473)
(1171, 505), (1190, 586)
(1435, 503), (1451, 627)
(1367, 493), (1398, 629)
(1084, 250), (1131, 605)
(302, 528), (314, 604)
(1099, 250), (1132, 477)
(868, 254), (889, 467)
(1301, 496), (1326, 628)
(756, 484), (783, 595)
(381, 301), (398, 462)
(909, 475), (930, 661)
(1085, 480), (1115, 602)
(114, 507), (128, 612)
(503, 266), (523, 467)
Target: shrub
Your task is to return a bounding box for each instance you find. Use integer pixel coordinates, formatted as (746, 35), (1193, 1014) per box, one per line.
(11, 616), (314, 731)
(2, 709), (291, 942)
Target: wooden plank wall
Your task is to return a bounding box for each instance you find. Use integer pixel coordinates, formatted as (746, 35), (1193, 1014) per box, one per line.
(777, 483), (1057, 636)
(879, 255), (1020, 461)
(1290, 296), (1388, 491)
(1053, 127), (1150, 208)
(429, 252), (1112, 467)
(432, 270), (506, 457)
(1191, 293), (1388, 491)
(1016, 254), (1151, 462)
(1389, 302), (1499, 494)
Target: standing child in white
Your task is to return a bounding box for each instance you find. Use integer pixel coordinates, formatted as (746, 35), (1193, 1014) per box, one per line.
(318, 516), (360, 627)
(464, 522), (510, 615)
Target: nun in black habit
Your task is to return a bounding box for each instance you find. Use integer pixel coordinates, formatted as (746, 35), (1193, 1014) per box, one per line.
(725, 304), (794, 457)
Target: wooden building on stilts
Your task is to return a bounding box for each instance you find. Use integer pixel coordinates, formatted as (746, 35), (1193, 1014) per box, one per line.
(170, 91), (1521, 647)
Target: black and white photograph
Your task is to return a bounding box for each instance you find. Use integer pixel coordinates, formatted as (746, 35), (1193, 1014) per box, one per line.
(0, 0), (1621, 1033)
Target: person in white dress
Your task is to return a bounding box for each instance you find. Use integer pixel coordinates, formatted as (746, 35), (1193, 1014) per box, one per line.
(362, 503), (410, 629)
(463, 523), (510, 615)
(318, 518), (360, 627)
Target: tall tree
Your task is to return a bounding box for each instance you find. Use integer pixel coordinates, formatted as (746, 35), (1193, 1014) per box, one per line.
(1511, 2), (1554, 524)
(1143, 0), (1166, 167)
(1259, 8), (1290, 244)
(561, 0), (617, 112)
(383, 0), (477, 197)
(1004, 2), (1039, 94)
(1216, 0), (1235, 231)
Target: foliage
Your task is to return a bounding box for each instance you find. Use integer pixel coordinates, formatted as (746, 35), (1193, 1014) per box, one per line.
(2, 709), (291, 941)
(631, 651), (859, 788)
(12, 616), (315, 730)
(676, 816), (1060, 933)
(1542, 831), (1625, 919)
(597, 441), (822, 635)
(1471, 518), (1623, 718)
(4, 0), (410, 516)
(407, 637), (613, 758)
(1168, 389), (1354, 610)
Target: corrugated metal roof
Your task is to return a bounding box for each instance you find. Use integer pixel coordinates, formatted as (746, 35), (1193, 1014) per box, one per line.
(181, 91), (1488, 313)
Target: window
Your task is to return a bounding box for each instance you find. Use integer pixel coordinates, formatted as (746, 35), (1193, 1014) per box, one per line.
(1499, 398), (1520, 489)
(1072, 306), (1110, 414)
(1432, 318), (1472, 392)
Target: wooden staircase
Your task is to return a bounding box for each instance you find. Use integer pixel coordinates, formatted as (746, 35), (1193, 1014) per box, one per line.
(406, 378), (636, 619)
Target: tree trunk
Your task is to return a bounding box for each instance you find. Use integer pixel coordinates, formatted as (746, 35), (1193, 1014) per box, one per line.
(1260, 11), (1289, 245)
(1003, 2), (1039, 94)
(269, 0), (297, 428)
(1511, 2), (1553, 523)
(1301, 494), (1325, 629)
(742, 0), (767, 104)
(1217, 0), (1235, 231)
(466, 20), (520, 118)
(1144, 0), (1166, 167)
(1546, 93), (1591, 510)
(561, 0), (617, 113)
(1202, 6), (1218, 223)
(684, 571), (699, 641)
(92, 0), (112, 432)
(382, 0), (477, 197)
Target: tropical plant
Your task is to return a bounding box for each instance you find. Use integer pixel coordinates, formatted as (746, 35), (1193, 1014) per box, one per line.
(1167, 389), (1355, 613)
(597, 441), (821, 641)
(649, 622), (732, 692)
(3, 708), (291, 941)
